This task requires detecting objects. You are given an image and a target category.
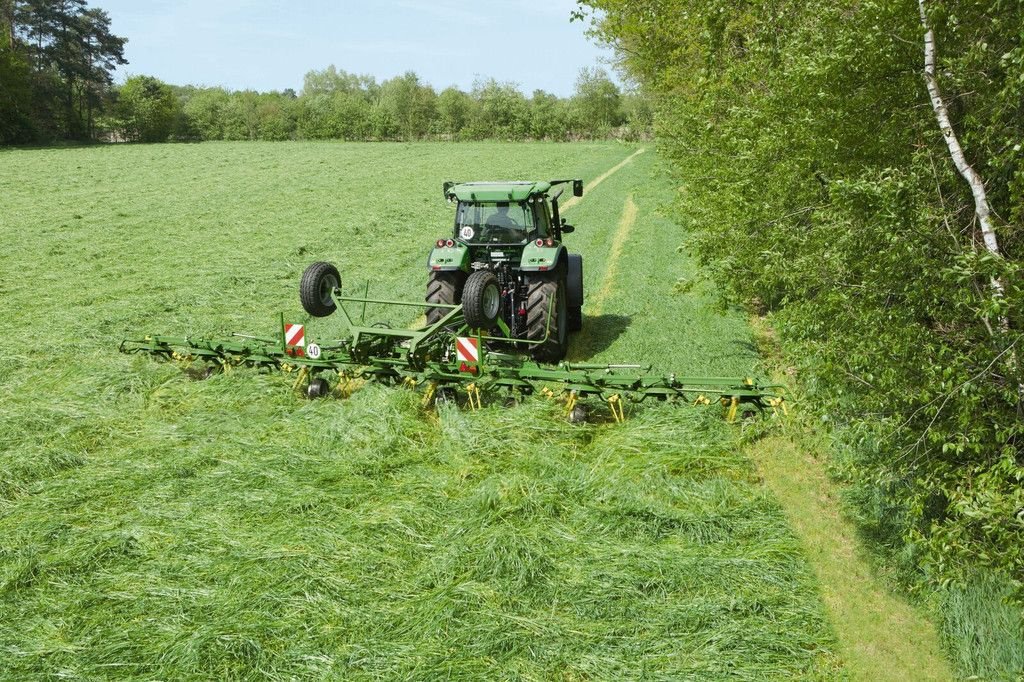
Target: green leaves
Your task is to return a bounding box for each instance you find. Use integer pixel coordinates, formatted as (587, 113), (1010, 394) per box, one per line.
(115, 75), (178, 143)
(580, 0), (1024, 649)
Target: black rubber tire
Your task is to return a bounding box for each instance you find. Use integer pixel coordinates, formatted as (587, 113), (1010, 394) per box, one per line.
(526, 273), (568, 363)
(426, 271), (466, 326)
(300, 261), (341, 317)
(568, 306), (583, 333)
(567, 254), (584, 332)
(463, 270), (501, 329)
(306, 377), (330, 399)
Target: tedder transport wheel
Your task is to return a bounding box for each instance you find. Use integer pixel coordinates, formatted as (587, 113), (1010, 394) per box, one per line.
(526, 273), (568, 363)
(463, 270), (501, 329)
(300, 261), (341, 317)
(567, 254), (584, 332)
(425, 271), (466, 326)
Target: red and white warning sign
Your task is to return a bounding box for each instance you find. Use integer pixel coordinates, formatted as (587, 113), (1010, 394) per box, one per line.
(285, 323), (306, 356)
(456, 336), (479, 373)
(285, 324), (305, 348)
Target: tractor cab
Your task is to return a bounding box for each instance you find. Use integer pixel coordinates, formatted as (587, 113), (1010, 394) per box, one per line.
(441, 179), (581, 246)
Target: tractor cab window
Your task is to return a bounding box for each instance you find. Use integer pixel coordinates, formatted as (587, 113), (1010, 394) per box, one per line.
(533, 199), (552, 236)
(455, 201), (536, 245)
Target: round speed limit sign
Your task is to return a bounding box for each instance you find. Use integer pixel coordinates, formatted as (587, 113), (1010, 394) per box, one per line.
(306, 343), (322, 360)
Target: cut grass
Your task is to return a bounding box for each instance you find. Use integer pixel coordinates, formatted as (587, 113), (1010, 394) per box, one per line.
(1, 390), (840, 679)
(1, 142), (842, 678)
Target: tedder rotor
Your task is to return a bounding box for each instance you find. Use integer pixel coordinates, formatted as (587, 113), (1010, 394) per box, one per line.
(121, 179), (787, 422)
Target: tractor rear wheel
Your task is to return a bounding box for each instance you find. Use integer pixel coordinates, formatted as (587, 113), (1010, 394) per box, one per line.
(463, 270), (501, 329)
(567, 254), (584, 332)
(426, 271), (466, 326)
(300, 262), (341, 317)
(526, 273), (568, 363)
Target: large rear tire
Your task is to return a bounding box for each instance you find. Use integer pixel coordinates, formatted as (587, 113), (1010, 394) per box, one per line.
(300, 262), (341, 317)
(526, 273), (568, 363)
(426, 271), (466, 326)
(567, 254), (584, 333)
(463, 270), (501, 329)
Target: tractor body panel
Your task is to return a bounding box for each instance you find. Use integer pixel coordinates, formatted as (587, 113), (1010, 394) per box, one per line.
(428, 243), (470, 272)
(519, 241), (565, 273)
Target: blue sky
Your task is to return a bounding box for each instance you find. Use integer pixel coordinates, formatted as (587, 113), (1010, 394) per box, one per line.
(96, 0), (615, 96)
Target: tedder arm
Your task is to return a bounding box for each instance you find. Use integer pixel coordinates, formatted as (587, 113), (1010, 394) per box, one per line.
(121, 287), (786, 422)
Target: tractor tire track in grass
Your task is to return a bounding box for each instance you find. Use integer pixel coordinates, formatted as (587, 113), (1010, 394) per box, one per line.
(568, 193), (637, 360)
(559, 147), (646, 213)
(589, 193), (637, 318)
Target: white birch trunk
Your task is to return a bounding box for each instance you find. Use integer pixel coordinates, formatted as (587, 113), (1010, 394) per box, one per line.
(918, 0), (1006, 302)
(918, 0), (1022, 401)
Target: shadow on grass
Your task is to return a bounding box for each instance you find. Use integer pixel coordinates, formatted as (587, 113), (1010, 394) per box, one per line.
(568, 314), (632, 361)
(0, 140), (107, 153)
(0, 140), (205, 153)
(721, 338), (762, 364)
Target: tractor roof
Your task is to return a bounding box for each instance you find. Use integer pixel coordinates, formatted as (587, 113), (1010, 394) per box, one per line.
(447, 181), (552, 203)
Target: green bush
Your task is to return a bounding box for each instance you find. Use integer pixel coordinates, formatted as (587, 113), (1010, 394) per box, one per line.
(116, 76), (179, 143)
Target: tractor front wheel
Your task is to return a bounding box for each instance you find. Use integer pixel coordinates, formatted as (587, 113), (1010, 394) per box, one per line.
(426, 271), (466, 326)
(463, 270), (501, 329)
(526, 273), (568, 363)
(300, 262), (341, 317)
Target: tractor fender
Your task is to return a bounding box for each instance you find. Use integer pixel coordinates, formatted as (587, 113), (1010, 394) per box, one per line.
(519, 242), (567, 274)
(427, 243), (469, 272)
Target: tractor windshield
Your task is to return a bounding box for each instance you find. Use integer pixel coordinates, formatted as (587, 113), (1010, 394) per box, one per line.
(455, 201), (536, 245)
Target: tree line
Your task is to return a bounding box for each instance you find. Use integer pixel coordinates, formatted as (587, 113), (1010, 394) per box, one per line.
(0, 0), (125, 142)
(111, 67), (651, 144)
(577, 0), (1023, 671)
(0, 1), (650, 145)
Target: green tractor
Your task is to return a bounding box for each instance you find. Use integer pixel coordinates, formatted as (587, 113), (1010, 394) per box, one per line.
(424, 179), (584, 362)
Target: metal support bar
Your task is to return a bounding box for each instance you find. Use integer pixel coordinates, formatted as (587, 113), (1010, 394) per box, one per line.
(121, 309), (788, 419)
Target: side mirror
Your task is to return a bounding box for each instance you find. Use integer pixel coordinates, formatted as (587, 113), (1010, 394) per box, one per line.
(561, 224), (575, 234)
(443, 181), (454, 199)
(573, 179), (583, 197)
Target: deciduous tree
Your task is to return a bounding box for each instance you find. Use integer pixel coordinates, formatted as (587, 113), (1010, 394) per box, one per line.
(116, 75), (176, 142)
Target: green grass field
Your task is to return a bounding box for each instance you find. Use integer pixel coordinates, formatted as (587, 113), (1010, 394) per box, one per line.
(0, 142), (843, 679)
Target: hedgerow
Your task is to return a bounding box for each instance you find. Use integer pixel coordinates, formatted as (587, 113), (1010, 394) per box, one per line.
(579, 0), (1023, 641)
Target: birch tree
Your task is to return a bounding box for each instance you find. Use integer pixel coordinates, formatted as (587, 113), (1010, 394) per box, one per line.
(918, 0), (1008, 315)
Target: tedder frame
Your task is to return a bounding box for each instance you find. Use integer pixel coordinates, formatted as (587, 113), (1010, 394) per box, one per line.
(122, 270), (787, 422)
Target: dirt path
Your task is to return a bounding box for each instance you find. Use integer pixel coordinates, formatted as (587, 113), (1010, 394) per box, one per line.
(748, 434), (953, 680)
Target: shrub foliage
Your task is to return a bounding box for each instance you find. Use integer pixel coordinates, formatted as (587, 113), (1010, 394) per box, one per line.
(577, 0), (1023, 597)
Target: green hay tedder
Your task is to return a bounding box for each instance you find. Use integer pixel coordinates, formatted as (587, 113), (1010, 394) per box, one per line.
(121, 179), (786, 421)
